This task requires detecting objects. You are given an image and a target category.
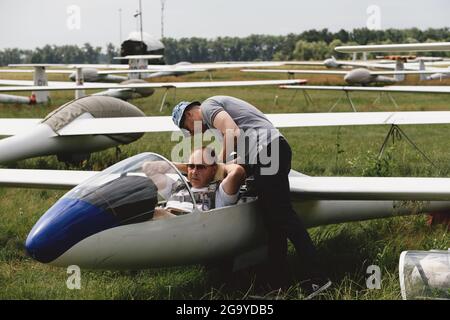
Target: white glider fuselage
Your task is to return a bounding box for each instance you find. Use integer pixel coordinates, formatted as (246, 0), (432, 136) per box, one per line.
(49, 198), (450, 270)
(0, 96), (146, 163)
(0, 93), (35, 105)
(0, 121), (123, 164)
(92, 79), (155, 101)
(21, 153), (450, 270)
(344, 68), (397, 85)
(69, 68), (127, 83)
(426, 72), (450, 81)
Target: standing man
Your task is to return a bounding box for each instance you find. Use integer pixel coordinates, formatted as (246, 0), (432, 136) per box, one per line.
(172, 96), (331, 298)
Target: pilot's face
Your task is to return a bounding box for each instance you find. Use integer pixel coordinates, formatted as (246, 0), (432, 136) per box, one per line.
(187, 150), (217, 188)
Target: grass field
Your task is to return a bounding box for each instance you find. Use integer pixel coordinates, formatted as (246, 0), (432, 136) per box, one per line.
(0, 68), (449, 299)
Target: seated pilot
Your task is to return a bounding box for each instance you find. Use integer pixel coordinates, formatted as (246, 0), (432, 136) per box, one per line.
(142, 147), (246, 220)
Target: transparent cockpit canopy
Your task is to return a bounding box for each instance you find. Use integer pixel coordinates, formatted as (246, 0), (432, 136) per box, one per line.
(64, 153), (194, 222)
(399, 250), (450, 300)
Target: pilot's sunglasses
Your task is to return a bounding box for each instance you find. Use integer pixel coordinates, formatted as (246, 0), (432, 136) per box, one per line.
(187, 164), (210, 170)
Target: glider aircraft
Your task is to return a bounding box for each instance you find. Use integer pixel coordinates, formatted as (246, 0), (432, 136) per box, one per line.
(0, 92), (449, 167)
(0, 77), (306, 110)
(277, 41), (450, 111)
(242, 44), (450, 86)
(241, 67), (447, 85)
(334, 42), (450, 81)
(0, 60), (291, 105)
(1, 152), (450, 270)
(281, 84), (450, 111)
(0, 50), (305, 103)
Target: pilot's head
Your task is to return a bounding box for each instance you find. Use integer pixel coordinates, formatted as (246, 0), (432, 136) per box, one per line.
(187, 147), (217, 188)
(172, 101), (206, 135)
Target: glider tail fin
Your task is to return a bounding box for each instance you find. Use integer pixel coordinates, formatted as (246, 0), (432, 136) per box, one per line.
(32, 66), (50, 104)
(394, 59), (405, 81)
(129, 58), (148, 79)
(418, 59), (428, 81)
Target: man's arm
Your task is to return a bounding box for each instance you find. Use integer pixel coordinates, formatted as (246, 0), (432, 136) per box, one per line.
(221, 164), (246, 195)
(142, 161), (178, 198)
(142, 160), (188, 175)
(212, 111), (241, 163)
(142, 161), (170, 190)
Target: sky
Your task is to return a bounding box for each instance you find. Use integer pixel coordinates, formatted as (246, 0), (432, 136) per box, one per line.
(0, 0), (449, 50)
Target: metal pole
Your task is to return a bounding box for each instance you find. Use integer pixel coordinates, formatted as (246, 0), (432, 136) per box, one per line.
(119, 8), (122, 44)
(139, 0), (143, 43)
(329, 94), (343, 112)
(288, 89), (298, 106)
(387, 93), (399, 109)
(345, 91), (357, 112)
(378, 125), (438, 169)
(161, 0), (166, 39)
(75, 67), (85, 99)
(160, 88), (170, 112)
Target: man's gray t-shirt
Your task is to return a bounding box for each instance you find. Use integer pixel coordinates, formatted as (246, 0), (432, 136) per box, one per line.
(201, 96), (276, 132)
(201, 96), (281, 163)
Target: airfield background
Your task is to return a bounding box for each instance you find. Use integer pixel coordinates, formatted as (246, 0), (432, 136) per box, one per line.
(0, 28), (449, 300)
(1, 28), (450, 65)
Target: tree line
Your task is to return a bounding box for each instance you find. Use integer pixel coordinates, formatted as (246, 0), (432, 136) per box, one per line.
(0, 43), (120, 66)
(1, 28), (450, 66)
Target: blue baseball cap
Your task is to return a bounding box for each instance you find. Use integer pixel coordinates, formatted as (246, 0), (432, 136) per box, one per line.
(172, 101), (201, 128)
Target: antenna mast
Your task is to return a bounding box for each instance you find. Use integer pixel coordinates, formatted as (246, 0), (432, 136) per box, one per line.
(139, 0), (143, 43)
(118, 8), (122, 44)
(161, 0), (166, 39)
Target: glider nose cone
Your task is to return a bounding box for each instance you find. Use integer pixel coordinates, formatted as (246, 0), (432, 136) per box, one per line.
(343, 72), (353, 83)
(68, 72), (76, 81)
(324, 58), (337, 68)
(26, 174), (158, 265)
(345, 68), (371, 84)
(25, 197), (115, 264)
(428, 73), (447, 81)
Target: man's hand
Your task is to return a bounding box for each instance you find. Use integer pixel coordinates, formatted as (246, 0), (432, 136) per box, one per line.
(142, 161), (170, 177)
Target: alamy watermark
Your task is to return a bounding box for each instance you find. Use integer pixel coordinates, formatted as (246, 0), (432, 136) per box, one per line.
(366, 5), (381, 30)
(366, 264), (381, 289)
(66, 5), (81, 30)
(66, 265), (81, 290)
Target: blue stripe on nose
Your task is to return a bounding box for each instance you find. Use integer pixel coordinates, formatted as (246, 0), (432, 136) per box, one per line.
(26, 198), (118, 263)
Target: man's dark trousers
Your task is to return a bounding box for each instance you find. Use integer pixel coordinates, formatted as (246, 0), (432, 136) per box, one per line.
(253, 136), (319, 281)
